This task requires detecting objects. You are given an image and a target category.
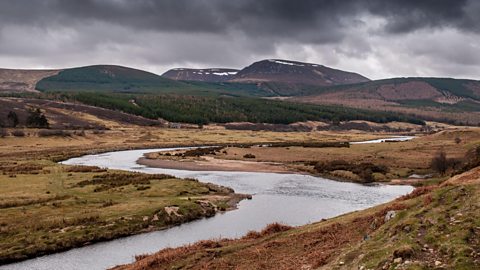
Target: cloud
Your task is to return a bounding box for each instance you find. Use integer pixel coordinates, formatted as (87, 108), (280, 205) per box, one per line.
(0, 0), (479, 79)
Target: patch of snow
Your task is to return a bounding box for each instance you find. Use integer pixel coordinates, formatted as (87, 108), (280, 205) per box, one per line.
(268, 59), (305, 67)
(228, 71), (238, 75)
(213, 72), (232, 76)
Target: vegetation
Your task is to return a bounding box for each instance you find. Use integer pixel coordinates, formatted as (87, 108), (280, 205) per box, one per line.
(68, 92), (426, 125)
(26, 108), (49, 128)
(314, 160), (389, 183)
(7, 111), (19, 127)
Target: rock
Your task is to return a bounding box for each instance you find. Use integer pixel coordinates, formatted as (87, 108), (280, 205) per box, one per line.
(435, 260), (442, 266)
(393, 257), (402, 264)
(394, 246), (414, 259)
(339, 261), (345, 265)
(359, 266), (365, 270)
(142, 216), (149, 221)
(384, 210), (396, 222)
(404, 260), (411, 264)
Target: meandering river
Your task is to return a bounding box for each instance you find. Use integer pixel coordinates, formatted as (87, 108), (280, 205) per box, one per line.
(2, 138), (414, 270)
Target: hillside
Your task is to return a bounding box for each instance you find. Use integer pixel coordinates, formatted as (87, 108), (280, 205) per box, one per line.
(162, 68), (239, 82)
(230, 59), (370, 86)
(65, 92), (425, 125)
(0, 68), (59, 93)
(0, 97), (164, 130)
(291, 77), (480, 125)
(35, 65), (197, 93)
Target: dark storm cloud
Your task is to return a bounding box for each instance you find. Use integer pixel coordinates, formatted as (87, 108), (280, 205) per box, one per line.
(0, 0), (479, 79)
(2, 0), (478, 40)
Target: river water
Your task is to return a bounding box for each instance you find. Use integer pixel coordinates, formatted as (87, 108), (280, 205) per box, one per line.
(2, 140), (414, 270)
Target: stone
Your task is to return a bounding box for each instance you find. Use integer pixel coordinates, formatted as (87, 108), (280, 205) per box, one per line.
(435, 260), (442, 266)
(384, 210), (396, 222)
(393, 257), (402, 264)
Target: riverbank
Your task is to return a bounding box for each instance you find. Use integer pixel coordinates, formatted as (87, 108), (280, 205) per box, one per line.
(0, 160), (250, 264)
(137, 129), (480, 185)
(112, 167), (480, 270)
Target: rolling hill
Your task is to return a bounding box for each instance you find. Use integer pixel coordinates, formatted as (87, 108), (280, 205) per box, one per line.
(35, 65), (196, 93)
(290, 77), (480, 125)
(1, 61), (479, 125)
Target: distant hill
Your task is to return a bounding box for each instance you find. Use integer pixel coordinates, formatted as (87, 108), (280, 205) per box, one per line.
(162, 68), (239, 82)
(35, 65), (194, 93)
(34, 65), (277, 97)
(291, 77), (480, 125)
(230, 59), (370, 86)
(0, 68), (59, 93)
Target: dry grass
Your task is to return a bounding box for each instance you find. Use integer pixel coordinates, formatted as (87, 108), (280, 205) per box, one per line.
(182, 128), (480, 182)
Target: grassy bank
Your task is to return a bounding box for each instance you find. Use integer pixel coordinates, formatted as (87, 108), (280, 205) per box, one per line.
(0, 159), (247, 264)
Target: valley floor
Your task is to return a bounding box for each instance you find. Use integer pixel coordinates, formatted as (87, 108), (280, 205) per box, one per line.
(0, 127), (395, 264)
(1, 126), (478, 267)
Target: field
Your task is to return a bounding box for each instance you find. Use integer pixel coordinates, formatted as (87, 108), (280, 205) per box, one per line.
(141, 128), (480, 183)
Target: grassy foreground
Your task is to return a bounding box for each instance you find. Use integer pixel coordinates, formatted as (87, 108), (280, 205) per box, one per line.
(112, 168), (480, 270)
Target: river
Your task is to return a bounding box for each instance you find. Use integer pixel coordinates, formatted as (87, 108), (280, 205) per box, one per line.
(2, 138), (414, 270)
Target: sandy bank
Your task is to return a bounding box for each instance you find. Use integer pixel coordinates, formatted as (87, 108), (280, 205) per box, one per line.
(137, 156), (296, 174)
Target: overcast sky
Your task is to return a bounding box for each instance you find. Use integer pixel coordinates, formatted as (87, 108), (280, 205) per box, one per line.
(0, 0), (479, 80)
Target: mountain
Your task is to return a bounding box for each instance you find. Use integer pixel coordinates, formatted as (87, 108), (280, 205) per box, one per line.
(162, 68), (239, 82)
(35, 65), (193, 93)
(162, 59), (370, 87)
(0, 68), (59, 93)
(34, 65), (276, 96)
(290, 77), (480, 125)
(229, 59), (370, 86)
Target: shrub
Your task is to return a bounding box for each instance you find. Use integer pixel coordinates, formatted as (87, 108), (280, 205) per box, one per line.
(26, 108), (49, 128)
(430, 150), (448, 175)
(0, 128), (7, 138)
(11, 130), (25, 137)
(65, 165), (107, 173)
(38, 129), (71, 137)
(73, 130), (86, 136)
(92, 129), (105, 134)
(183, 147), (224, 157)
(243, 153), (256, 159)
(7, 111), (19, 127)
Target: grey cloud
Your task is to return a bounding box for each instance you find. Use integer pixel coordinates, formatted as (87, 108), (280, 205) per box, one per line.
(0, 0), (479, 80)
